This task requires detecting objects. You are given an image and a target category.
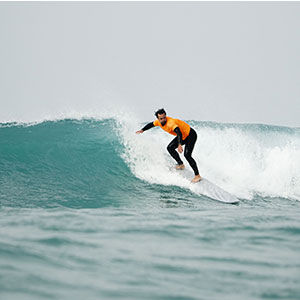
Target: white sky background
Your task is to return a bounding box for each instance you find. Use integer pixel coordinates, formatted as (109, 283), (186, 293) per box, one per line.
(0, 2), (299, 127)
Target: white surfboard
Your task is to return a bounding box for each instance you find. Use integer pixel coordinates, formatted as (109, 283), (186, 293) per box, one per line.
(180, 169), (239, 204)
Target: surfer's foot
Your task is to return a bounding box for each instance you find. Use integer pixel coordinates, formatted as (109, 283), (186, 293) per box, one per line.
(175, 164), (185, 170)
(191, 175), (202, 183)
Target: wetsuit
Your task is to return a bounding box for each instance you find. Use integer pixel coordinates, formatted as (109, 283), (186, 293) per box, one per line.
(141, 117), (199, 176)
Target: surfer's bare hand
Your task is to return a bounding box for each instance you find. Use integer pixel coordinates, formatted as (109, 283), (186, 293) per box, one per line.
(178, 144), (183, 153)
(136, 130), (144, 134)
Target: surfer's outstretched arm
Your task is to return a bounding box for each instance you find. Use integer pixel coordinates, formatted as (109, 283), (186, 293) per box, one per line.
(136, 122), (154, 134)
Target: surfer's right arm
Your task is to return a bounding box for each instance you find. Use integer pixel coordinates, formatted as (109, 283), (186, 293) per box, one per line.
(136, 122), (155, 134)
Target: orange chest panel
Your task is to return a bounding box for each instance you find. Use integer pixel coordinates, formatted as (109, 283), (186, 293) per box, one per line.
(153, 116), (191, 140)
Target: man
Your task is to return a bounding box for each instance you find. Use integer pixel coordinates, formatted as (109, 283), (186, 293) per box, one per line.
(136, 108), (202, 183)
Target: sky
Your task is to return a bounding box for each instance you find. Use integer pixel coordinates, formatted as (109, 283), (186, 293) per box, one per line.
(0, 2), (299, 127)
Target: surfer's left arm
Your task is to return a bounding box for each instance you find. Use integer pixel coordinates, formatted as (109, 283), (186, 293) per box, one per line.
(174, 127), (183, 153)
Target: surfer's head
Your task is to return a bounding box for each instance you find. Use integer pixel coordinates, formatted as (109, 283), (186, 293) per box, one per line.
(155, 108), (167, 126)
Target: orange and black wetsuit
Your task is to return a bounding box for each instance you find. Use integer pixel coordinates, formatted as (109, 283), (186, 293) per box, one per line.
(141, 116), (199, 176)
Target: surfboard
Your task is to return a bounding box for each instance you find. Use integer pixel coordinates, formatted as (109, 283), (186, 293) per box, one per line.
(180, 169), (239, 204)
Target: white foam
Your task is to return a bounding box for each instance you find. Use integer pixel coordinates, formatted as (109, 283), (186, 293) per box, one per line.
(118, 115), (300, 201)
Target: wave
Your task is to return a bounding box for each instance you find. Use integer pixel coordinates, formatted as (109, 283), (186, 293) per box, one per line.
(0, 114), (299, 208)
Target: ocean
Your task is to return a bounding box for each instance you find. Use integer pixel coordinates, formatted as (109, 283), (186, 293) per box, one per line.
(1, 116), (300, 300)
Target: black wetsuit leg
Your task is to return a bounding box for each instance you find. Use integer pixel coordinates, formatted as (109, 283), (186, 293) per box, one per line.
(182, 128), (199, 176)
(167, 127), (199, 175)
(167, 136), (184, 165)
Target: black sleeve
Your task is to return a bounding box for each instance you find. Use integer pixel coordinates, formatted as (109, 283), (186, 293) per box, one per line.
(174, 127), (183, 144)
(141, 122), (155, 131)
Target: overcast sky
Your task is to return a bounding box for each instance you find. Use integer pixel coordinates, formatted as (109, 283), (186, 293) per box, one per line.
(0, 2), (299, 127)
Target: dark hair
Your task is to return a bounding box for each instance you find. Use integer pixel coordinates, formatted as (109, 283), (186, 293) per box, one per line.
(155, 108), (166, 118)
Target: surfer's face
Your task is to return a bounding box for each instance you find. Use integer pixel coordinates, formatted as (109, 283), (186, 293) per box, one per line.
(157, 113), (167, 126)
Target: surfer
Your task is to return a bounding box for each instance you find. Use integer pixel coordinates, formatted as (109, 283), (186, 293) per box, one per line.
(136, 108), (202, 183)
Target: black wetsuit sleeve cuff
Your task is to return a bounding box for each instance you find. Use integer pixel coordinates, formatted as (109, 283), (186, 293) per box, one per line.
(141, 122), (155, 131)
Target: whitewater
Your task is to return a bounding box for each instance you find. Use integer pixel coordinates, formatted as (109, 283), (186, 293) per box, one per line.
(1, 113), (300, 300)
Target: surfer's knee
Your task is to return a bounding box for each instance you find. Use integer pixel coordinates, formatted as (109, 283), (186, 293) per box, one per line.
(167, 143), (175, 153)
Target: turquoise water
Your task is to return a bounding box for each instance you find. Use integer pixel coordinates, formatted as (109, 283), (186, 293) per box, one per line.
(1, 118), (300, 299)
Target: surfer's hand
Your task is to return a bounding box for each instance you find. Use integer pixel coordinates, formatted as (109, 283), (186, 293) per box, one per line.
(178, 144), (183, 153)
(136, 130), (144, 134)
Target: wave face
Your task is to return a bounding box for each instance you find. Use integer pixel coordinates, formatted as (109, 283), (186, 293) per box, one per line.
(1, 117), (300, 208)
(0, 119), (133, 208)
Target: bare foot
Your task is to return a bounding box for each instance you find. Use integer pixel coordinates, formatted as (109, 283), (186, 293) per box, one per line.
(191, 175), (202, 183)
(175, 164), (185, 170)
